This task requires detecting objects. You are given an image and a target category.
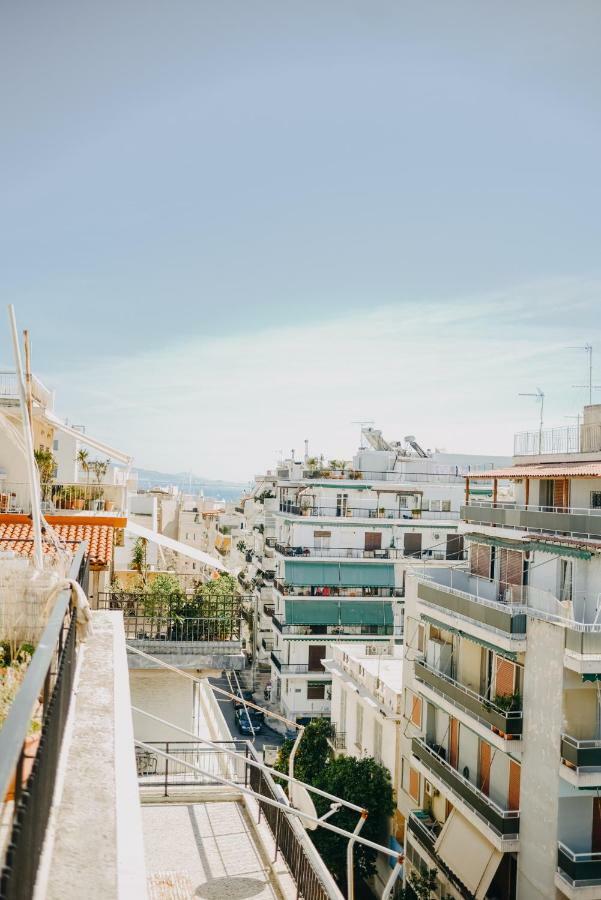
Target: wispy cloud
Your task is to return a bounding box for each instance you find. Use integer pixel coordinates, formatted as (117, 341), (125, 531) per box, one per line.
(46, 277), (601, 480)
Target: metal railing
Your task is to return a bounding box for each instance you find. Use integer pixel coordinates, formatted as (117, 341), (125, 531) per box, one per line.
(411, 738), (520, 839)
(302, 468), (470, 484)
(272, 616), (394, 638)
(137, 740), (249, 795)
(274, 580), (403, 598)
(558, 840), (601, 886)
(328, 725), (347, 750)
(278, 503), (459, 520)
(275, 542), (462, 561)
(514, 423), (601, 456)
(0, 481), (126, 516)
(0, 371), (53, 409)
(271, 651), (327, 675)
(98, 596), (242, 642)
(0, 544), (88, 900)
(560, 733), (601, 772)
(465, 498), (601, 518)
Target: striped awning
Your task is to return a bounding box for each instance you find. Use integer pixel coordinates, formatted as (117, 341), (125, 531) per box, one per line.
(464, 532), (593, 561)
(420, 614), (518, 660)
(468, 463), (601, 479)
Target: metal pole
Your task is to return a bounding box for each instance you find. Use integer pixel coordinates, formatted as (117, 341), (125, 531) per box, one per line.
(346, 812), (367, 900)
(7, 305), (43, 570)
(381, 857), (404, 900)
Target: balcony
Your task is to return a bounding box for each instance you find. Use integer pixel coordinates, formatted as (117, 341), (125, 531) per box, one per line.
(328, 724), (347, 750)
(274, 543), (456, 561)
(302, 467), (468, 484)
(407, 812), (468, 894)
(0, 480), (127, 517)
(462, 500), (601, 540)
(561, 734), (601, 774)
(278, 502), (458, 521)
(0, 369), (53, 409)
(415, 569), (527, 638)
(414, 659), (523, 737)
(514, 423), (601, 457)
(411, 738), (520, 838)
(274, 580), (403, 599)
(558, 842), (601, 889)
(272, 614), (393, 639)
(270, 650), (328, 676)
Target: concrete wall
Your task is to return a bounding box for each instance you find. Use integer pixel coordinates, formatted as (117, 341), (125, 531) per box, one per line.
(130, 669), (196, 743)
(517, 617), (565, 899)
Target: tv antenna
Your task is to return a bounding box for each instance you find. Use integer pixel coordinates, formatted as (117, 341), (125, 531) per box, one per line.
(352, 420), (375, 449)
(570, 344), (601, 405)
(518, 388), (544, 451)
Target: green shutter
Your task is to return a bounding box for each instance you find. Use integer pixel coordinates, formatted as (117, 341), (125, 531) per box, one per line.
(284, 560), (395, 587)
(339, 601), (393, 626)
(285, 599), (340, 625)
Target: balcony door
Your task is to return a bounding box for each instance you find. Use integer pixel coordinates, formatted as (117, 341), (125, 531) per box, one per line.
(404, 532), (422, 559)
(336, 493), (348, 517)
(308, 644), (326, 672)
(364, 532), (382, 552)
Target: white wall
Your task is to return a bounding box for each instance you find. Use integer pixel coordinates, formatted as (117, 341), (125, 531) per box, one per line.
(130, 669), (196, 742)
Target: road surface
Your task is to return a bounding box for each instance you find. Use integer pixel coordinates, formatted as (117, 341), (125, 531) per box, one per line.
(208, 675), (286, 757)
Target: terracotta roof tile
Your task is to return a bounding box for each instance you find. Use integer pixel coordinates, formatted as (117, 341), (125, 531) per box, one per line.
(0, 523), (113, 568)
(469, 463), (601, 479)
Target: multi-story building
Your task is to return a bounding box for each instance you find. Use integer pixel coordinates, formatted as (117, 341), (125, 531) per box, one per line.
(398, 403), (601, 900)
(268, 429), (509, 723)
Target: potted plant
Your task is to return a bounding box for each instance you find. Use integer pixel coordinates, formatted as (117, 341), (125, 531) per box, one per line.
(34, 448), (56, 503)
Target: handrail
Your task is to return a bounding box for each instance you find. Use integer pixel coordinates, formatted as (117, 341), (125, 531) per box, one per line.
(465, 499), (601, 517)
(558, 840), (601, 861)
(561, 733), (601, 749)
(0, 542), (87, 810)
(415, 658), (523, 719)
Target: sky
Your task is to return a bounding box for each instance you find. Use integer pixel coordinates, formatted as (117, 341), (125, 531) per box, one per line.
(2, 1), (601, 480)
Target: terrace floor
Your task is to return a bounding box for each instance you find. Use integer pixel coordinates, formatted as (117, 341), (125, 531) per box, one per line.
(143, 801), (281, 900)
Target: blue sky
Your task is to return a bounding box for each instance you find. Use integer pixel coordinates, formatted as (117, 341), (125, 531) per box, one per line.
(2, 2), (601, 478)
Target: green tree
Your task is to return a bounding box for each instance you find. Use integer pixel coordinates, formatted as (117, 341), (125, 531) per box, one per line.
(311, 756), (394, 889)
(34, 448), (56, 500)
(131, 537), (148, 585)
(145, 572), (183, 616)
(397, 868), (439, 900)
(274, 718), (333, 784)
(76, 448), (90, 482)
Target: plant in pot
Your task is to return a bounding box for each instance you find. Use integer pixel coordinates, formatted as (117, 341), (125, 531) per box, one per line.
(90, 459), (111, 508)
(73, 486), (85, 510)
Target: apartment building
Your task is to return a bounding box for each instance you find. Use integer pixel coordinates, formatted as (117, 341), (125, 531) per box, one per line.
(268, 429), (508, 723)
(398, 404), (601, 900)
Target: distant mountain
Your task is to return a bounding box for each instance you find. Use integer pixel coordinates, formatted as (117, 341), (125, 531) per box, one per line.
(134, 468), (249, 502)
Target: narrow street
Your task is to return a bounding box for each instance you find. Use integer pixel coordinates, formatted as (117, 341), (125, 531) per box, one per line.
(208, 674), (286, 758)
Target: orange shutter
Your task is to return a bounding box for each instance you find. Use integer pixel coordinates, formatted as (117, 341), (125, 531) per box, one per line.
(471, 543), (491, 578)
(508, 761), (521, 811)
(479, 741), (491, 796)
(410, 695), (422, 728)
(495, 658), (515, 697)
(499, 549), (523, 588)
(449, 718), (459, 769)
(409, 767), (420, 802)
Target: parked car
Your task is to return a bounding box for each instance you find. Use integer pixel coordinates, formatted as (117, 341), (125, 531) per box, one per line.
(234, 707), (264, 735)
(232, 689), (254, 710)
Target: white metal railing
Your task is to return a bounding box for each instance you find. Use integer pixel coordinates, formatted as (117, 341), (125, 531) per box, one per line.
(558, 840), (601, 863)
(415, 658), (522, 722)
(466, 499), (601, 518)
(514, 423), (601, 456)
(0, 481), (126, 515)
(0, 370), (53, 409)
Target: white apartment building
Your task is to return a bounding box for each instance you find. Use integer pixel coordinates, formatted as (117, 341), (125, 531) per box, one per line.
(398, 404), (601, 900)
(268, 429), (509, 723)
(325, 642), (404, 894)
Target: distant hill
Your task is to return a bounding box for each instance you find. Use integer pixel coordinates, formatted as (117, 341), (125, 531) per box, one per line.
(134, 468), (248, 502)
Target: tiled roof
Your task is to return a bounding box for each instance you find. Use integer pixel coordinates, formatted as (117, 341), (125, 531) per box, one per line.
(469, 463), (601, 479)
(0, 523), (113, 568)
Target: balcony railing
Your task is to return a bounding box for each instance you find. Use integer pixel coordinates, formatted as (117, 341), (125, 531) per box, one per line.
(462, 500), (601, 540)
(415, 569), (528, 637)
(414, 659), (523, 736)
(0, 370), (54, 409)
(270, 651), (327, 675)
(274, 543), (457, 561)
(0, 544), (88, 898)
(274, 580), (404, 599)
(97, 594), (243, 642)
(278, 502), (459, 520)
(272, 615), (393, 638)
(328, 725), (347, 750)
(514, 423), (601, 456)
(558, 841), (601, 887)
(0, 481), (126, 516)
(561, 734), (601, 772)
(407, 812), (468, 894)
(302, 468), (470, 484)
(411, 738), (519, 838)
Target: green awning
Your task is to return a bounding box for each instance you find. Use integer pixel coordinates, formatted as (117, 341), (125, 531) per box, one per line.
(464, 532), (592, 561)
(284, 560), (395, 588)
(582, 673), (601, 682)
(420, 614), (518, 661)
(285, 599), (393, 626)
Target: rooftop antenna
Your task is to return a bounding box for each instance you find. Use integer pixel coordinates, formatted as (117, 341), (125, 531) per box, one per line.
(519, 388), (544, 453)
(352, 420), (375, 450)
(570, 344), (601, 405)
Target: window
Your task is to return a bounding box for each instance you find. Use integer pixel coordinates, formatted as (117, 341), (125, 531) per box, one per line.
(340, 688), (347, 731)
(592, 492), (601, 509)
(399, 496), (408, 508)
(374, 720), (383, 764)
(53, 439), (59, 451)
(355, 704), (363, 749)
(441, 500), (451, 512)
(307, 682), (325, 700)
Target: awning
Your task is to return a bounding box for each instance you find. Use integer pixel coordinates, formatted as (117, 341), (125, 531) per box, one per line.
(468, 463), (601, 479)
(420, 614), (518, 660)
(285, 599), (393, 627)
(582, 674), (601, 683)
(465, 532), (593, 561)
(434, 808), (502, 899)
(284, 560), (395, 588)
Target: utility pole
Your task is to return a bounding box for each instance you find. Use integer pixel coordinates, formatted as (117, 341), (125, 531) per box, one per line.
(571, 343), (601, 405)
(519, 389), (545, 453)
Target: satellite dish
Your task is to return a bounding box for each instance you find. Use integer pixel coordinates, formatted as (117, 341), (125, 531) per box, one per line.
(290, 783), (318, 830)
